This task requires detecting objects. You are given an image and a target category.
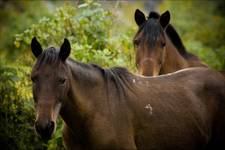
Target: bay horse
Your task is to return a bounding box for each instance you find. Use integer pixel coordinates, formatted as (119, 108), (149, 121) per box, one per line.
(31, 37), (225, 150)
(134, 9), (206, 76)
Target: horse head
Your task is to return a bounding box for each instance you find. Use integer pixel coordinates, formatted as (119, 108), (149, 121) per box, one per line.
(134, 9), (170, 76)
(31, 37), (71, 140)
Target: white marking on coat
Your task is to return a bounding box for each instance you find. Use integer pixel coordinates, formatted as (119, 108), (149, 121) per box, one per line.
(145, 104), (153, 115)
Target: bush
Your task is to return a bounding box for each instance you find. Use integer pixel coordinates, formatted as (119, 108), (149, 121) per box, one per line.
(0, 57), (46, 150)
(15, 1), (135, 69)
(0, 1), (52, 60)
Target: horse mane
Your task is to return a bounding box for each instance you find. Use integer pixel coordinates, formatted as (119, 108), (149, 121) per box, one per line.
(104, 66), (137, 96)
(138, 18), (163, 48)
(148, 11), (160, 19)
(165, 24), (189, 58)
(68, 58), (136, 103)
(105, 67), (131, 80)
(104, 67), (132, 87)
(35, 47), (60, 67)
(67, 56), (133, 91)
(165, 24), (202, 59)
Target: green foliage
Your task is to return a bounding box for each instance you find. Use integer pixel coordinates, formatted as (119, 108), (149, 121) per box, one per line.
(0, 1), (52, 60)
(159, 0), (225, 70)
(0, 57), (45, 150)
(15, 1), (135, 69)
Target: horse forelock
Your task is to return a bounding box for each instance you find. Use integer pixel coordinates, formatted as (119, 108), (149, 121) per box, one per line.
(35, 47), (60, 68)
(148, 11), (160, 19)
(141, 19), (164, 48)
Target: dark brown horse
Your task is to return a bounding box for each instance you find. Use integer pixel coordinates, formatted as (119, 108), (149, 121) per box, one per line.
(31, 37), (225, 150)
(134, 9), (206, 76)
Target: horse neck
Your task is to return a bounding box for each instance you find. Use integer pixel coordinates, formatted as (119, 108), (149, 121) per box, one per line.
(161, 34), (189, 74)
(60, 60), (105, 130)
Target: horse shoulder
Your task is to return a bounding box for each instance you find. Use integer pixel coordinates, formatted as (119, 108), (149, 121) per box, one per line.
(88, 107), (137, 149)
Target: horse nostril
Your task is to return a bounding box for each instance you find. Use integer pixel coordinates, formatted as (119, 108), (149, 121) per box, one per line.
(35, 121), (54, 132)
(34, 120), (55, 140)
(48, 121), (55, 131)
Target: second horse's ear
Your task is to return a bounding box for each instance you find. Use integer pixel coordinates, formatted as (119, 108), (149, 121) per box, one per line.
(159, 10), (170, 29)
(135, 9), (146, 26)
(59, 38), (71, 61)
(31, 37), (43, 58)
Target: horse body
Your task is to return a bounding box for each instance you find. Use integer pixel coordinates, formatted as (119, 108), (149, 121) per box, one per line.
(134, 9), (206, 76)
(61, 62), (225, 150)
(31, 38), (225, 150)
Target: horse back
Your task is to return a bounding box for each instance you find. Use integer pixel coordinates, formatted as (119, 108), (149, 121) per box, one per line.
(128, 67), (225, 150)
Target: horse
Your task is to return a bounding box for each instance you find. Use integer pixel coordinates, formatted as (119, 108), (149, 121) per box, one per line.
(31, 37), (225, 150)
(134, 9), (206, 76)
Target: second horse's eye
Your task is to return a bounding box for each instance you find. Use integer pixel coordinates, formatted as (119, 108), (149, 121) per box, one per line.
(31, 76), (38, 83)
(134, 39), (140, 46)
(58, 78), (66, 85)
(161, 42), (166, 48)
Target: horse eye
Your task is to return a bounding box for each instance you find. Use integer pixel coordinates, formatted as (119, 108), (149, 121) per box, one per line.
(58, 78), (66, 85)
(161, 42), (166, 48)
(31, 76), (38, 83)
(134, 39), (140, 46)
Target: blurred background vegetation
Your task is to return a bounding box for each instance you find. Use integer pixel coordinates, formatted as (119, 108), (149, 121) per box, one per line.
(0, 0), (224, 149)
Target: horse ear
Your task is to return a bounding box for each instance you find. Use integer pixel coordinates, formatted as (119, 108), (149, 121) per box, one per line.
(135, 9), (146, 26)
(59, 38), (71, 61)
(159, 10), (170, 29)
(31, 37), (42, 58)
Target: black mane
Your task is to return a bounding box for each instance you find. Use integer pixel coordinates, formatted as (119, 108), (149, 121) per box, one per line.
(148, 11), (160, 19)
(105, 67), (131, 81)
(36, 47), (60, 67)
(165, 24), (188, 58)
(67, 55), (133, 92)
(139, 18), (163, 48)
(104, 66), (135, 101)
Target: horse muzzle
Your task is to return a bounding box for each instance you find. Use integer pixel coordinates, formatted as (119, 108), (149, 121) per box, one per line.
(139, 58), (160, 76)
(34, 120), (55, 141)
